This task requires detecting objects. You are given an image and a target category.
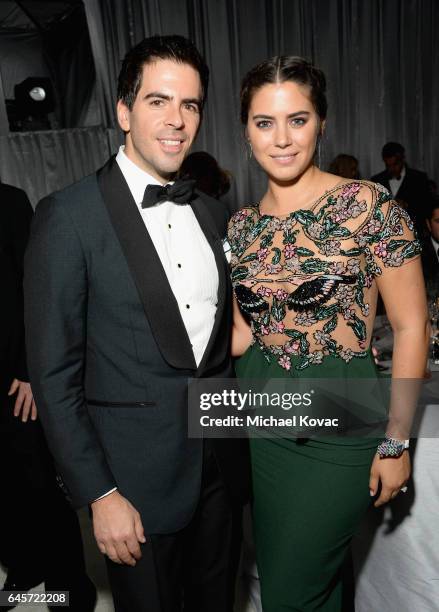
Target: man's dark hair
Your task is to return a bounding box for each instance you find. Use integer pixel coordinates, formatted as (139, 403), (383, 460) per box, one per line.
(240, 56), (327, 125)
(117, 35), (209, 110)
(382, 142), (405, 158)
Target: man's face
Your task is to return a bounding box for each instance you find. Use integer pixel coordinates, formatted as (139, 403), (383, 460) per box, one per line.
(426, 207), (439, 242)
(117, 59), (202, 183)
(383, 154), (404, 179)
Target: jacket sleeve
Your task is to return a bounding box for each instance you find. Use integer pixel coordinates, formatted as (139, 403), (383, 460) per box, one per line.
(24, 195), (117, 507)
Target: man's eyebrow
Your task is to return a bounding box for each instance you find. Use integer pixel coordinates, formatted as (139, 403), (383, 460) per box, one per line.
(182, 97), (202, 108)
(143, 93), (201, 108)
(144, 92), (172, 101)
(252, 110), (311, 120)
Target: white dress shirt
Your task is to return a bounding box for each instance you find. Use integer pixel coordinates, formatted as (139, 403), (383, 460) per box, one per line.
(115, 146), (219, 366)
(94, 147), (220, 503)
(388, 164), (406, 198)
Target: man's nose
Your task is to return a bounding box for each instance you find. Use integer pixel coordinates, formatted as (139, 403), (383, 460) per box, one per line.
(165, 105), (184, 129)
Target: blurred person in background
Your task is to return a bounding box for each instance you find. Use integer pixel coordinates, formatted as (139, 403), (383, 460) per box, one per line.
(371, 142), (430, 236)
(0, 182), (96, 610)
(179, 151), (232, 199)
(328, 153), (360, 179)
(421, 196), (439, 299)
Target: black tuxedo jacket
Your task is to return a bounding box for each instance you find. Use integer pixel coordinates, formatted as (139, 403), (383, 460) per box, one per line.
(0, 183), (33, 389)
(421, 235), (439, 298)
(24, 157), (250, 533)
(371, 166), (430, 229)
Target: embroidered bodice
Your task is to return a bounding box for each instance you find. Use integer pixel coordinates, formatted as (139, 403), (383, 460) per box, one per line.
(228, 181), (421, 370)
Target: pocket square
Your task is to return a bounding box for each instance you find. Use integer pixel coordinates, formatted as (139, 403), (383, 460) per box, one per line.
(222, 238), (232, 263)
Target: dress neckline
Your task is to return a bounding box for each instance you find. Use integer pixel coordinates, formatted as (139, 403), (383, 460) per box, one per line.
(256, 179), (359, 219)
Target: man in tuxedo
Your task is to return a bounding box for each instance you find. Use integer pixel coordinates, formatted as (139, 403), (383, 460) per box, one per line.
(421, 197), (439, 299)
(0, 183), (96, 610)
(371, 142), (430, 235)
(24, 35), (250, 612)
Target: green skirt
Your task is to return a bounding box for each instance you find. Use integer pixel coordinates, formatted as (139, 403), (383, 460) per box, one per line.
(236, 344), (383, 612)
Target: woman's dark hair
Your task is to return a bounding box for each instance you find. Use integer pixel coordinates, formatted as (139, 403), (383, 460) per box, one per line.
(117, 35), (209, 110)
(328, 154), (359, 179)
(240, 56), (327, 125)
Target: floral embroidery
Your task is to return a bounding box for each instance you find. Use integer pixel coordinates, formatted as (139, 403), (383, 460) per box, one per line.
(257, 247), (269, 261)
(228, 181), (421, 371)
(284, 244), (298, 259)
(257, 286), (272, 297)
(278, 355), (291, 370)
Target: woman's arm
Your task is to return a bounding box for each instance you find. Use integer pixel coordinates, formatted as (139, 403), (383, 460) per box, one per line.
(369, 257), (430, 507)
(232, 296), (253, 357)
(379, 257), (430, 377)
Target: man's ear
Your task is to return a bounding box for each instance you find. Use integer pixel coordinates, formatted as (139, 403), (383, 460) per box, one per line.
(117, 100), (130, 132)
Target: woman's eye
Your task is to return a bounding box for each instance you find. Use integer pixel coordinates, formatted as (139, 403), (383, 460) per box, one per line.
(256, 120), (272, 129)
(291, 117), (306, 127)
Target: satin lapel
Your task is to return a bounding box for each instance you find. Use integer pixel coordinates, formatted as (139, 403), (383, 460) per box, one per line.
(189, 194), (230, 374)
(97, 157), (197, 370)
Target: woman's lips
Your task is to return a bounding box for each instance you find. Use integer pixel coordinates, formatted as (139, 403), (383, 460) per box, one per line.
(270, 153), (298, 165)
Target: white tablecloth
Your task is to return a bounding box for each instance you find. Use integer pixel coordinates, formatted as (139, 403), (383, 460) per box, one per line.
(353, 332), (439, 612)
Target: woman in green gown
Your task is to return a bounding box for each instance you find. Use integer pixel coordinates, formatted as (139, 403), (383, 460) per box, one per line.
(228, 57), (429, 611)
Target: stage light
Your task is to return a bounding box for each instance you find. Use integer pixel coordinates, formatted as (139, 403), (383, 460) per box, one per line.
(14, 77), (55, 116)
(6, 77), (55, 131)
(29, 87), (47, 102)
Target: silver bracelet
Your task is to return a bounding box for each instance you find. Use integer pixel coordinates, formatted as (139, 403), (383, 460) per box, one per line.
(377, 437), (409, 458)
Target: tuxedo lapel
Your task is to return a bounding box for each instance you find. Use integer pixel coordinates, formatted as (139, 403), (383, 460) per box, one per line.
(97, 157), (197, 370)
(381, 175), (391, 193)
(189, 194), (230, 374)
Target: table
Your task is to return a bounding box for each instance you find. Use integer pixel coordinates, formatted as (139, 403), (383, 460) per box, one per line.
(353, 359), (439, 612)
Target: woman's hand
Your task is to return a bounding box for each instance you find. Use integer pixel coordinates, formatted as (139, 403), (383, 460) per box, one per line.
(369, 451), (411, 507)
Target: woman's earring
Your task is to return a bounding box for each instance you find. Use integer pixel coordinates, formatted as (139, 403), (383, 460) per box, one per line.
(316, 136), (322, 168)
(247, 141), (253, 160)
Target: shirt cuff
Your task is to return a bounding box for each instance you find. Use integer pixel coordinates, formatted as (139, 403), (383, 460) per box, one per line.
(93, 487), (117, 502)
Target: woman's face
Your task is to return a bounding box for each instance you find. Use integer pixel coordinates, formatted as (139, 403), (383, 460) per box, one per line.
(246, 80), (322, 183)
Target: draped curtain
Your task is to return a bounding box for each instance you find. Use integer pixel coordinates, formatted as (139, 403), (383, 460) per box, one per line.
(1, 0), (438, 206)
(0, 127), (120, 204)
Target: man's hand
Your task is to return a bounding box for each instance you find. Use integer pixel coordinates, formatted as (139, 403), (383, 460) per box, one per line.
(91, 490), (146, 566)
(8, 379), (37, 422)
(369, 451), (411, 507)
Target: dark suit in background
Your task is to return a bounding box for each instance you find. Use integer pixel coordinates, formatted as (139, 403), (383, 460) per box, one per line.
(421, 196), (439, 303)
(421, 235), (439, 298)
(0, 183), (95, 609)
(371, 166), (430, 235)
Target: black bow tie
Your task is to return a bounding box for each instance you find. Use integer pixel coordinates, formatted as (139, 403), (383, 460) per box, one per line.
(141, 179), (196, 209)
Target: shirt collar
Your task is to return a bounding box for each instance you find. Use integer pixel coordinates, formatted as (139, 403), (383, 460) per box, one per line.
(390, 165), (406, 183)
(431, 235), (439, 253)
(115, 145), (174, 205)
